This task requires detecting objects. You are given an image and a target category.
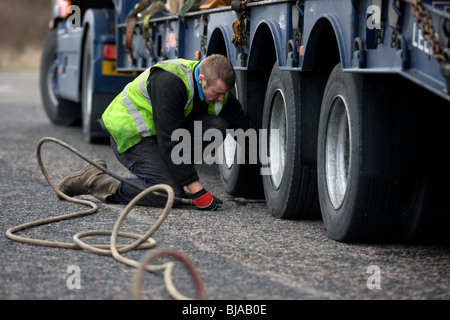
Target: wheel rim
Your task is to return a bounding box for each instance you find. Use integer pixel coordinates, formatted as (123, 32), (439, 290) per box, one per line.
(223, 133), (236, 169)
(82, 48), (92, 134)
(325, 95), (351, 209)
(268, 89), (287, 189)
(223, 80), (240, 169)
(83, 71), (92, 128)
(47, 59), (59, 107)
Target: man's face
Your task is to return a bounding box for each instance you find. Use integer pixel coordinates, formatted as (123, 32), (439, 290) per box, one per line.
(198, 75), (229, 104)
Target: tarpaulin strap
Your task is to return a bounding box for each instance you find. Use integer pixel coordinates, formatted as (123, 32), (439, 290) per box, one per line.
(178, 0), (198, 20)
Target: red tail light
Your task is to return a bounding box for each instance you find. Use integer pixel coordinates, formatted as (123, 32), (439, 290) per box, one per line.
(103, 44), (117, 60)
(57, 0), (72, 18)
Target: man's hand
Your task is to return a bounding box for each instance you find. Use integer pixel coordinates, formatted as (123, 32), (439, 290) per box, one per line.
(192, 188), (220, 211)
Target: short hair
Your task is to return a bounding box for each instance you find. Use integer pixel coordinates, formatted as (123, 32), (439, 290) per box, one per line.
(198, 54), (235, 91)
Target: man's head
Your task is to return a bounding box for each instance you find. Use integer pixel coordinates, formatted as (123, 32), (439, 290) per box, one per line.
(197, 54), (235, 104)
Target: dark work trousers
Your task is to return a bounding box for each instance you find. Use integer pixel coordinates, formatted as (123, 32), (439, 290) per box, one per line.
(109, 114), (229, 207)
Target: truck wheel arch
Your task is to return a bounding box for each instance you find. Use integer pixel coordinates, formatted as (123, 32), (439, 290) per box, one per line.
(247, 22), (278, 71)
(207, 26), (233, 59)
(302, 16), (345, 72)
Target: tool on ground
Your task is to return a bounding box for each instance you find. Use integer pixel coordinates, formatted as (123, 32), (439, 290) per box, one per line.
(227, 197), (266, 205)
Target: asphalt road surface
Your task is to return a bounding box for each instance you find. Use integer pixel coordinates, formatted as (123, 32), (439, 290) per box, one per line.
(0, 71), (449, 306)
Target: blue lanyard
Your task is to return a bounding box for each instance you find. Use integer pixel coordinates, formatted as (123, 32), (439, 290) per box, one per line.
(195, 65), (204, 101)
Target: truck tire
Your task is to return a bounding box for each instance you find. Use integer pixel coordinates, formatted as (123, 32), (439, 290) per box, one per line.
(317, 64), (409, 242)
(261, 63), (319, 219)
(400, 178), (449, 243)
(219, 70), (264, 198)
(398, 90), (450, 243)
(39, 29), (81, 125)
(81, 27), (111, 143)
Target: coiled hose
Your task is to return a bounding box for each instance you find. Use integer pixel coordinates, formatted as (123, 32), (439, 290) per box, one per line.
(5, 137), (205, 300)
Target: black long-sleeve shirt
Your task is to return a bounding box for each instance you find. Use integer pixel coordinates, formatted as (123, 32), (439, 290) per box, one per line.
(147, 66), (250, 186)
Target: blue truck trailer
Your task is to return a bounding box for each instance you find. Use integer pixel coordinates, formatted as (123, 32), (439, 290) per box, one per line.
(40, 0), (450, 243)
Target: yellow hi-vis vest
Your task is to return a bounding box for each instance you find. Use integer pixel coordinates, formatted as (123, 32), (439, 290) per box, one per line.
(102, 59), (229, 154)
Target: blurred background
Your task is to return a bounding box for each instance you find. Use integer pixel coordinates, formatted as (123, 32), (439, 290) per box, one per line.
(0, 0), (53, 71)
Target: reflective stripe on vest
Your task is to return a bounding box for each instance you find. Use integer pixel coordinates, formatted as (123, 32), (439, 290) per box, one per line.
(121, 69), (151, 137)
(207, 93), (229, 116)
(208, 101), (223, 116)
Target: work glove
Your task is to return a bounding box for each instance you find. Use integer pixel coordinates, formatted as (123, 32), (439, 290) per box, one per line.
(192, 188), (221, 211)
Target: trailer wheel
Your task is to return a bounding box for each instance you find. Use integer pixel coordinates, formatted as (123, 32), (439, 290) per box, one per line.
(39, 29), (81, 125)
(397, 90), (450, 244)
(400, 178), (450, 243)
(219, 70), (263, 198)
(261, 63), (319, 219)
(317, 64), (408, 242)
